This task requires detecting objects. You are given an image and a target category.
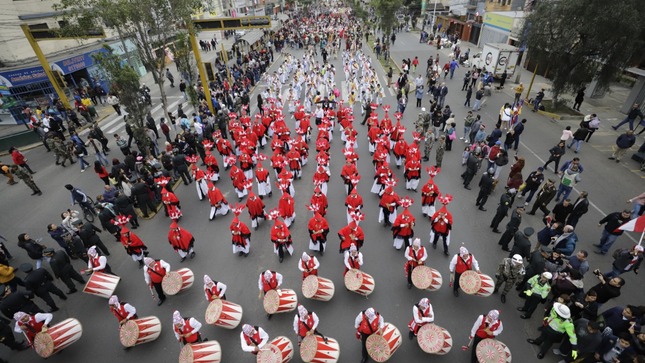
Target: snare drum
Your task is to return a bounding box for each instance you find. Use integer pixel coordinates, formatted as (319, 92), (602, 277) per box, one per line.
(416, 324), (452, 355)
(459, 271), (495, 297)
(300, 335), (340, 363)
(162, 268), (195, 296)
(204, 299), (243, 329)
(302, 275), (335, 301)
(411, 266), (443, 291)
(178, 341), (222, 363)
(365, 322), (402, 362)
(83, 271), (120, 298)
(119, 316), (162, 347)
(476, 339), (512, 363)
(33, 318), (83, 358)
(263, 289), (298, 315)
(257, 336), (294, 363)
(344, 269), (375, 296)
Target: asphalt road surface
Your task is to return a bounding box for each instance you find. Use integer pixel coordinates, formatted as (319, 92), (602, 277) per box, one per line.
(1, 29), (643, 363)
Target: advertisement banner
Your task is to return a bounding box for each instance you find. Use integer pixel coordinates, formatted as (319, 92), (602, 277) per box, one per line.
(0, 66), (48, 87)
(52, 48), (108, 75)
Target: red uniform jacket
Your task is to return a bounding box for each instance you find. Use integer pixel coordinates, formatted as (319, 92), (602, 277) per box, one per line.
(430, 210), (453, 234)
(309, 193), (328, 216)
(121, 230), (146, 255)
(392, 210), (415, 237)
(168, 222), (194, 251)
(271, 221), (291, 245)
(338, 222), (364, 250)
(207, 185), (227, 207)
(421, 182), (439, 205)
(255, 167), (269, 183)
(230, 217), (251, 246)
(246, 195), (265, 219)
(278, 193), (295, 218)
(357, 312), (380, 335)
(379, 191), (400, 212)
(308, 214), (329, 241)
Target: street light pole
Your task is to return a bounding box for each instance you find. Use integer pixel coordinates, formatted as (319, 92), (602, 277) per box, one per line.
(430, 0), (438, 36)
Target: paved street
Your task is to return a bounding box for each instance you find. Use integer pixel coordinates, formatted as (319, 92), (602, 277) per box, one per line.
(1, 28), (643, 363)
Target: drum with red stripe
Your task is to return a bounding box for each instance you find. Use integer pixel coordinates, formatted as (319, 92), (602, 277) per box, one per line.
(33, 318), (83, 358)
(257, 336), (294, 363)
(300, 335), (340, 363)
(119, 316), (162, 347)
(302, 275), (335, 301)
(476, 339), (512, 363)
(179, 340), (222, 363)
(416, 323), (452, 355)
(263, 289), (298, 315)
(204, 299), (243, 329)
(344, 269), (375, 296)
(411, 266), (443, 291)
(162, 268), (195, 296)
(459, 271), (495, 297)
(83, 271), (120, 298)
(365, 322), (401, 362)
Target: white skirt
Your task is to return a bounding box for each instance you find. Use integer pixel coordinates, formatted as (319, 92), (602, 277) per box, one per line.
(309, 238), (326, 251)
(196, 179), (208, 199)
(258, 179), (272, 196)
(209, 173), (220, 182)
(274, 243), (294, 255)
(395, 156), (404, 167)
(232, 239), (250, 254)
(406, 179), (420, 190)
(422, 205), (436, 217)
(244, 169), (254, 181)
(378, 208), (397, 224)
(370, 179), (382, 194)
(368, 142), (375, 153)
(210, 204), (230, 219)
(235, 188), (248, 199)
(393, 237), (405, 250)
(284, 214), (296, 227)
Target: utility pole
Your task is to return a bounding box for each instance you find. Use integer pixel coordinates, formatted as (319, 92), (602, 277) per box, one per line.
(430, 0), (438, 36)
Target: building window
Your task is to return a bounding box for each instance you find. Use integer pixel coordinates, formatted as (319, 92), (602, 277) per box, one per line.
(28, 23), (49, 30)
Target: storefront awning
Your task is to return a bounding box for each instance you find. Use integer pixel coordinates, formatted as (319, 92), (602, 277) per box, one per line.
(240, 29), (264, 46)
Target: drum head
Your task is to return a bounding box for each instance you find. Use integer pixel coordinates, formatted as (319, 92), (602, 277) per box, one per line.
(263, 289), (279, 314)
(343, 269), (362, 291)
(205, 299), (223, 325)
(119, 320), (140, 347)
(300, 335), (318, 362)
(162, 271), (182, 295)
(257, 344), (282, 363)
(417, 324), (452, 354)
(476, 339), (511, 363)
(33, 331), (55, 358)
(302, 275), (319, 299)
(459, 270), (481, 295)
(411, 266), (432, 289)
(366, 333), (391, 362)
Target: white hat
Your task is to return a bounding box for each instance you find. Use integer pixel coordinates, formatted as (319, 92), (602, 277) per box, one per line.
(349, 244), (357, 252)
(242, 324), (254, 336)
(108, 295), (119, 306)
(172, 310), (183, 325)
(512, 254), (523, 264)
(412, 238), (421, 247)
(421, 107), (426, 112)
(301, 252), (310, 261)
(487, 309), (500, 322)
(298, 304), (308, 319)
(459, 246), (469, 256)
(144, 257), (155, 266)
(88, 246), (98, 257)
(13, 311), (28, 322)
(542, 272), (553, 280)
(203, 275), (213, 285)
(365, 307), (376, 320)
(634, 245), (644, 252)
(264, 270), (273, 280)
(553, 302), (571, 319)
(419, 298), (430, 309)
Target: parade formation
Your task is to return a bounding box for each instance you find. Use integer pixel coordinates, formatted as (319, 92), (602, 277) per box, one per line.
(1, 1), (645, 363)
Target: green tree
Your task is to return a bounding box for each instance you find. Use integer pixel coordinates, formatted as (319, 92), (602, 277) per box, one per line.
(521, 0), (645, 103)
(92, 49), (150, 154)
(371, 0), (403, 37)
(55, 0), (201, 118)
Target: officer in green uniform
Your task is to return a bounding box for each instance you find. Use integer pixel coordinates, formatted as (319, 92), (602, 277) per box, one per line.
(11, 165), (42, 195)
(518, 271), (552, 319)
(527, 302), (577, 360)
(493, 254), (525, 303)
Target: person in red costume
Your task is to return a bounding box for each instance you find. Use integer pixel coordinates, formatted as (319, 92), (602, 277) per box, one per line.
(255, 154), (272, 199)
(404, 156), (422, 192)
(313, 165), (331, 196)
(309, 186), (328, 217)
(345, 182), (363, 224)
(340, 159), (359, 195)
(203, 150), (220, 182)
(13, 311), (52, 345)
(286, 145), (302, 179)
(393, 134), (408, 169)
(392, 198), (415, 250)
(430, 194), (454, 256)
(404, 238), (428, 289)
(307, 204), (329, 255)
(467, 310), (503, 362)
(378, 180), (400, 226)
(168, 221), (195, 262)
(407, 297), (433, 340)
(449, 246), (481, 297)
(245, 190), (266, 229)
(278, 185), (296, 227)
(172, 310), (203, 345)
(268, 209), (293, 263)
(190, 163), (208, 200)
(207, 181), (229, 220)
(421, 167), (441, 217)
(338, 212), (365, 253)
(229, 204), (251, 256)
(161, 186), (182, 218)
(354, 307), (384, 363)
(344, 243), (364, 275)
(297, 252), (319, 280)
(230, 165), (249, 201)
(116, 217), (148, 268)
(203, 274), (227, 301)
(371, 161), (391, 195)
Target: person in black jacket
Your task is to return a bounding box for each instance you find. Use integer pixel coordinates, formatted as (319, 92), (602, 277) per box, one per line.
(510, 227), (534, 259)
(543, 141), (566, 173)
(131, 178), (157, 218)
(172, 150), (192, 185)
(498, 205), (524, 251)
(490, 189), (514, 232)
(0, 318), (28, 351)
(462, 151), (480, 189)
(588, 270), (624, 306)
(76, 221), (110, 256)
(16, 233), (46, 269)
(19, 263), (66, 312)
(595, 210), (631, 255)
(0, 285), (43, 319)
(528, 179), (557, 216)
(518, 167), (544, 205)
(552, 199), (573, 225)
(566, 192), (589, 227)
(43, 248), (84, 294)
(606, 245), (643, 278)
(96, 203), (120, 241)
(114, 193), (140, 229)
(476, 168), (495, 211)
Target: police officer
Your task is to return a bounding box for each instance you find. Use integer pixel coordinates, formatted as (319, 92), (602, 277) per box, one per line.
(19, 263), (67, 313)
(11, 165), (42, 196)
(0, 285), (43, 319)
(77, 220), (111, 256)
(493, 254), (525, 303)
(43, 248), (85, 294)
(0, 318), (28, 351)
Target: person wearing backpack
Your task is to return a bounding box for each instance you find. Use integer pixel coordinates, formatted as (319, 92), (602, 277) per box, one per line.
(605, 245), (643, 277)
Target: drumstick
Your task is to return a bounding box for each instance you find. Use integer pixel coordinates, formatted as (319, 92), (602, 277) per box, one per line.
(148, 285), (157, 301)
(461, 336), (473, 351)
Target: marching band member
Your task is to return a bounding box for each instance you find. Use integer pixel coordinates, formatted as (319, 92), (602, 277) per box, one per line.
(108, 294), (137, 326)
(240, 324), (269, 355)
(404, 238), (427, 289)
(449, 247), (481, 297)
(203, 275), (227, 301)
(354, 307), (384, 363)
(172, 310), (203, 345)
(297, 252), (319, 280)
(167, 221), (196, 262)
(230, 204), (251, 257)
(408, 298), (434, 340)
(207, 182), (229, 220)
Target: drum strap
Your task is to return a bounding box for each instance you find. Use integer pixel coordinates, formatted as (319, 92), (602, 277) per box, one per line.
(415, 304), (427, 318)
(300, 313), (314, 331)
(148, 263), (165, 278)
